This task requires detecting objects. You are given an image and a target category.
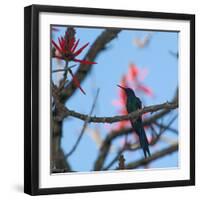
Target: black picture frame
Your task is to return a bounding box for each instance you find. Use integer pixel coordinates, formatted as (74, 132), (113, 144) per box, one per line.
(24, 4), (195, 196)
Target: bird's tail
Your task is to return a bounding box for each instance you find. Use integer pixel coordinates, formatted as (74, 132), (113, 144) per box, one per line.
(131, 120), (151, 158)
(139, 126), (151, 158)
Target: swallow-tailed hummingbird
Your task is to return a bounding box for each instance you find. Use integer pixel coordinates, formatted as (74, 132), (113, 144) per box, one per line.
(117, 85), (151, 158)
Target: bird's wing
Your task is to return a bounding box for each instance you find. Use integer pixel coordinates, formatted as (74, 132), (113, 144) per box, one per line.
(136, 97), (142, 109)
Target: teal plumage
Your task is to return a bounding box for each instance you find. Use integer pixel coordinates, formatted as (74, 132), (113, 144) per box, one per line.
(117, 85), (151, 158)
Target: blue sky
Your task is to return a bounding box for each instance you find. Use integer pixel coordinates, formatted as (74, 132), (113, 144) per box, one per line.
(51, 26), (178, 172)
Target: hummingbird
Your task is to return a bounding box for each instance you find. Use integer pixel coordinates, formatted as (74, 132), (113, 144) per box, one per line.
(117, 85), (151, 158)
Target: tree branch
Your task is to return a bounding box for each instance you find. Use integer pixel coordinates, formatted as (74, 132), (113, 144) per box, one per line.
(125, 143), (178, 169)
(154, 122), (178, 134)
(102, 114), (178, 170)
(57, 101), (178, 123)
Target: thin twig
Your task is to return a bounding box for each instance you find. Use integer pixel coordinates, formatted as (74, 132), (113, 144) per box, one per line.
(169, 50), (179, 59)
(149, 124), (158, 138)
(103, 148), (125, 170)
(154, 122), (178, 134)
(118, 155), (126, 170)
(125, 114), (178, 152)
(51, 65), (77, 73)
(103, 134), (129, 170)
(58, 61), (69, 91)
(65, 89), (100, 158)
(125, 142), (178, 169)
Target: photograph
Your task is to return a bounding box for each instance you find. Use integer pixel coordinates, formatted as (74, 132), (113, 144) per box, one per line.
(50, 25), (179, 173)
(24, 5), (195, 195)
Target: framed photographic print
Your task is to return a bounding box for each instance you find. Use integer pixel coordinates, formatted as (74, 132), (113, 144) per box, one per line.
(24, 4), (195, 195)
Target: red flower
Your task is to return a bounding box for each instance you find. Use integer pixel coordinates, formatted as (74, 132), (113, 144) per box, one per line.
(114, 76), (130, 130)
(137, 84), (153, 96)
(52, 30), (97, 65)
(112, 75), (127, 107)
(127, 63), (153, 97)
(127, 63), (139, 81)
(119, 75), (128, 104)
(52, 28), (97, 95)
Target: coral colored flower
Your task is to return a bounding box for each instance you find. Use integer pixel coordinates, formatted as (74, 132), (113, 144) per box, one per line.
(52, 29), (97, 65)
(127, 63), (153, 97)
(119, 75), (128, 104)
(112, 75), (128, 107)
(127, 63), (139, 81)
(137, 84), (153, 96)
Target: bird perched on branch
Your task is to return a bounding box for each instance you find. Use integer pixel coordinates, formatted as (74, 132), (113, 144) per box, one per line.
(117, 85), (151, 158)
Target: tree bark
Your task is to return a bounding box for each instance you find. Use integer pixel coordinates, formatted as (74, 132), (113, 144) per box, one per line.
(51, 119), (71, 172)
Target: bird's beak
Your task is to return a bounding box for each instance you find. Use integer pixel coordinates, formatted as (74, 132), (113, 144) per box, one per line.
(117, 84), (126, 90)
